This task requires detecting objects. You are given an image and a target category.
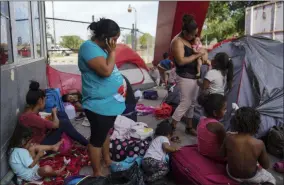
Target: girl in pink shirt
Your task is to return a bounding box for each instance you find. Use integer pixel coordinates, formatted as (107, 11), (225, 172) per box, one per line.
(197, 93), (227, 161)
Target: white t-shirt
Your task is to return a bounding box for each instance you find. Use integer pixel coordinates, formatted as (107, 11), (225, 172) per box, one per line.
(204, 69), (227, 95)
(144, 136), (170, 161)
(9, 148), (41, 182)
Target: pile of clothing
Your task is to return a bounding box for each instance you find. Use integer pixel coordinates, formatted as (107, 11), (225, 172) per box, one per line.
(109, 116), (153, 162)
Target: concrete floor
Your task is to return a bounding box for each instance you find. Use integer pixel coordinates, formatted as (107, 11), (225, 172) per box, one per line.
(71, 88), (283, 185)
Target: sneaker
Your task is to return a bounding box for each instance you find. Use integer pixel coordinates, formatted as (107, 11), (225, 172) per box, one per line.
(75, 113), (85, 121)
(81, 118), (90, 127)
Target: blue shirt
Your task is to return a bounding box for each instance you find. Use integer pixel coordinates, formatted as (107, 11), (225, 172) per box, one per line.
(78, 40), (126, 116)
(159, 59), (172, 70)
(9, 148), (39, 181)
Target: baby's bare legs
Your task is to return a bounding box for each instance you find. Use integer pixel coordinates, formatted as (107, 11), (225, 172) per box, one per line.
(196, 58), (202, 78)
(38, 165), (66, 177)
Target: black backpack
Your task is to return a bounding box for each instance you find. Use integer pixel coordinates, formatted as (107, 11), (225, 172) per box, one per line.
(267, 125), (284, 158)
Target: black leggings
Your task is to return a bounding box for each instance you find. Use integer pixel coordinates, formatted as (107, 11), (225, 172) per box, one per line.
(84, 109), (116, 147)
(41, 111), (88, 146)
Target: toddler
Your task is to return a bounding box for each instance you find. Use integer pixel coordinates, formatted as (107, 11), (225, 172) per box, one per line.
(142, 120), (180, 183)
(222, 107), (276, 185)
(8, 124), (65, 184)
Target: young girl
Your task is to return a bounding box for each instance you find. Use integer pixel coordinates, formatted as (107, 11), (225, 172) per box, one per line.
(222, 107), (276, 185)
(197, 93), (227, 161)
(7, 123), (65, 184)
(142, 120), (180, 183)
(199, 52), (234, 95)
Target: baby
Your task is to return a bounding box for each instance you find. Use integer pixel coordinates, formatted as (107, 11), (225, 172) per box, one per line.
(191, 37), (209, 78)
(222, 107), (276, 185)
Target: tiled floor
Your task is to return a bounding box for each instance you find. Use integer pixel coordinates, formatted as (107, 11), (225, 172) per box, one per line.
(72, 88), (284, 185)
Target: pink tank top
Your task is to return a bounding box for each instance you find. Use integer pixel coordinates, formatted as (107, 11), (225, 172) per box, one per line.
(197, 117), (222, 160)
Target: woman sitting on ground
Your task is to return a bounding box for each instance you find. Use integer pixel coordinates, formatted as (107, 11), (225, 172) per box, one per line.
(197, 93), (227, 161)
(19, 81), (88, 148)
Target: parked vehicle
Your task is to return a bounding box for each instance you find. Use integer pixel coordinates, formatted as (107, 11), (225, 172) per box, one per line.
(49, 45), (73, 56)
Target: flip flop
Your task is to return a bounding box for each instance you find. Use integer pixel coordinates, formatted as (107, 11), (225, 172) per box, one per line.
(273, 161), (284, 173)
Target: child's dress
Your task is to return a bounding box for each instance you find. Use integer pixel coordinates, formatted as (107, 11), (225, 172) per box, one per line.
(142, 136), (170, 182)
(9, 148), (41, 184)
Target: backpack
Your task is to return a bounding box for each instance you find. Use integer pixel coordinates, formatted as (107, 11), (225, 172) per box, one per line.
(267, 125), (284, 158)
(44, 88), (65, 113)
(143, 90), (158, 100)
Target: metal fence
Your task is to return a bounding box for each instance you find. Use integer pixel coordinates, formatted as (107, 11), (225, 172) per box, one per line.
(45, 3), (155, 66)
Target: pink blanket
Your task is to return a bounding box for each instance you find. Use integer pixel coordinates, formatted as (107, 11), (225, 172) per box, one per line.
(171, 145), (239, 185)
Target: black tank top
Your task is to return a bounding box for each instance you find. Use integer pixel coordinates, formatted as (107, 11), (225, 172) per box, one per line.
(174, 42), (198, 79)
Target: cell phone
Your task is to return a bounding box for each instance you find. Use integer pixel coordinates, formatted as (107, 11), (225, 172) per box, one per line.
(105, 37), (110, 45)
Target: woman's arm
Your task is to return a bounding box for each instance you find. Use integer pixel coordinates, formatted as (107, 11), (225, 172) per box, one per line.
(171, 39), (204, 66)
(87, 51), (115, 77)
(51, 108), (59, 129)
(87, 39), (117, 77)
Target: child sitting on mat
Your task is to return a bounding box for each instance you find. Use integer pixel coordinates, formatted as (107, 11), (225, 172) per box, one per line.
(7, 124), (66, 184)
(197, 93), (227, 162)
(142, 120), (180, 183)
(222, 107), (276, 185)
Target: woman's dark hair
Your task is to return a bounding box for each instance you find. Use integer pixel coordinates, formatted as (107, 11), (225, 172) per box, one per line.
(213, 52), (234, 90)
(198, 93), (226, 118)
(26, 81), (46, 106)
(231, 107), (261, 135)
(7, 123), (33, 156)
(163, 52), (169, 59)
(88, 18), (120, 41)
(155, 120), (173, 137)
(182, 14), (198, 34)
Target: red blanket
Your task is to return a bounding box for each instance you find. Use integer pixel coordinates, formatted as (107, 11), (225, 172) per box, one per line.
(27, 145), (90, 185)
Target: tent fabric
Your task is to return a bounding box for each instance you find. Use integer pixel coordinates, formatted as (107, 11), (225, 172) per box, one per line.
(208, 36), (284, 138)
(47, 44), (155, 94)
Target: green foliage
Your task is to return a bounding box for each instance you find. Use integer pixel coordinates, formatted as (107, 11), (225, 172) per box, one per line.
(60, 35), (84, 50)
(122, 34), (132, 45)
(202, 1), (265, 43)
(139, 33), (153, 48)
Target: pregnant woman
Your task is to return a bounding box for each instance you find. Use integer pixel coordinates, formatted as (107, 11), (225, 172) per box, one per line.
(78, 18), (126, 177)
(170, 14), (210, 136)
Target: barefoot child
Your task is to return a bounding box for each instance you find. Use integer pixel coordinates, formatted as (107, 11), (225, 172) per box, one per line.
(222, 107), (276, 185)
(191, 37), (209, 78)
(7, 124), (65, 184)
(142, 120), (180, 183)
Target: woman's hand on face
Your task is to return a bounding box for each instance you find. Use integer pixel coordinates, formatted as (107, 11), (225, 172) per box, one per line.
(106, 38), (116, 53)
